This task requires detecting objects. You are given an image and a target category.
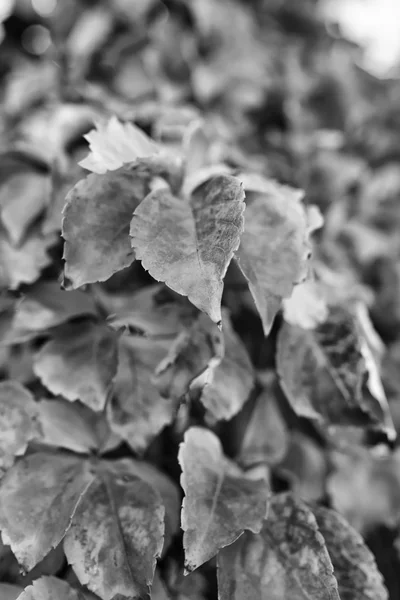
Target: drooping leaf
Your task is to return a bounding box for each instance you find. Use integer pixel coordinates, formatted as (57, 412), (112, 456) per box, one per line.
(277, 304), (394, 432)
(33, 321), (119, 412)
(130, 175), (245, 323)
(108, 333), (177, 452)
(178, 426), (269, 572)
(0, 230), (55, 291)
(16, 576), (85, 600)
(196, 313), (254, 421)
(217, 493), (340, 600)
(0, 453), (94, 570)
(63, 460), (165, 600)
(62, 163), (154, 288)
(154, 312), (224, 400)
(3, 283), (98, 344)
(0, 583), (23, 600)
(79, 116), (159, 174)
(0, 381), (39, 472)
(313, 506), (388, 600)
(234, 180), (312, 335)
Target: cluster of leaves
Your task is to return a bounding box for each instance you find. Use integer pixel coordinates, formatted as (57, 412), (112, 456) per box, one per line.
(2, 0), (400, 599)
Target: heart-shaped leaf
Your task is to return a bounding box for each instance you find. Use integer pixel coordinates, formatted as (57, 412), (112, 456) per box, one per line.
(130, 175), (245, 323)
(179, 427), (269, 572)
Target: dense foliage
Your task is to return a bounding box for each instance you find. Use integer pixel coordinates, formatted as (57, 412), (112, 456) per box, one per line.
(2, 0), (400, 598)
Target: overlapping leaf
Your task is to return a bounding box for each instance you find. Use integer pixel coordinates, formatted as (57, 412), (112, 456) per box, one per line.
(277, 303), (394, 433)
(37, 398), (119, 455)
(62, 163), (155, 288)
(0, 230), (55, 291)
(108, 333), (177, 452)
(196, 313), (254, 421)
(33, 321), (119, 412)
(0, 169), (51, 246)
(16, 576), (85, 600)
(130, 175), (245, 323)
(0, 452), (179, 600)
(2, 282), (98, 344)
(234, 180), (314, 335)
(313, 506), (388, 600)
(154, 313), (224, 400)
(0, 381), (39, 472)
(217, 493), (340, 600)
(104, 284), (198, 337)
(0, 453), (94, 570)
(79, 117), (159, 174)
(239, 382), (288, 469)
(0, 583), (23, 600)
(178, 427), (269, 572)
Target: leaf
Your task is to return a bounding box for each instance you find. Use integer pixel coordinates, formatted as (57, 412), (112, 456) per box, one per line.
(37, 398), (118, 455)
(62, 163), (154, 288)
(178, 426), (269, 572)
(0, 583), (23, 600)
(0, 381), (39, 472)
(79, 116), (159, 174)
(234, 180), (312, 335)
(239, 383), (288, 469)
(327, 447), (400, 534)
(63, 460), (165, 600)
(313, 506), (388, 600)
(0, 170), (51, 246)
(155, 313), (224, 400)
(130, 175), (245, 323)
(108, 333), (177, 452)
(3, 282), (98, 344)
(16, 576), (85, 600)
(0, 453), (94, 570)
(217, 493), (340, 600)
(282, 279), (328, 329)
(277, 304), (393, 432)
(0, 230), (55, 291)
(104, 284), (198, 337)
(278, 432), (328, 503)
(33, 321), (119, 412)
(196, 313), (254, 421)
(0, 452), (178, 599)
